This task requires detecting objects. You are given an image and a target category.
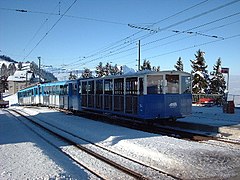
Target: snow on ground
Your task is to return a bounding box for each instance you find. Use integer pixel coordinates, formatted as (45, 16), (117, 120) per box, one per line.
(0, 110), (94, 179)
(182, 106), (240, 126)
(1, 93), (240, 179)
(1, 106), (239, 179)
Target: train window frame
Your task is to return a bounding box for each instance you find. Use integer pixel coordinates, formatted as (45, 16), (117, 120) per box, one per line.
(60, 85), (64, 95)
(126, 77), (138, 95)
(114, 78), (124, 95)
(88, 81), (94, 94)
(166, 74), (179, 94)
(104, 79), (113, 94)
(147, 75), (164, 94)
(181, 76), (191, 94)
(96, 80), (103, 94)
(63, 84), (68, 95)
(72, 83), (78, 95)
(82, 81), (87, 94)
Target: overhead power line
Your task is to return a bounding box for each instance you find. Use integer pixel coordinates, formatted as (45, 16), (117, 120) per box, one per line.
(23, 0), (78, 61)
(74, 0), (240, 67)
(63, 0), (210, 67)
(146, 33), (240, 60)
(0, 7), (127, 26)
(22, 3), (60, 53)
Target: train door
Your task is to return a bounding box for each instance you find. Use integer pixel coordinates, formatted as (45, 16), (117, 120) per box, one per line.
(59, 85), (64, 108)
(72, 82), (79, 110)
(63, 84), (69, 109)
(165, 74), (181, 118)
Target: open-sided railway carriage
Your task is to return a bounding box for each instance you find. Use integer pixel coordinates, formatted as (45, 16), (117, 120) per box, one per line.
(18, 70), (192, 120)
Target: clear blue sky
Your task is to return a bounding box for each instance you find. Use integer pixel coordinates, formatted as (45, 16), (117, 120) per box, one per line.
(1, 0), (240, 75)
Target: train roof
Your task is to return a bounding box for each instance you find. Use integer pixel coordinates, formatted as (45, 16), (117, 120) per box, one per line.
(81, 70), (191, 81)
(18, 70), (191, 92)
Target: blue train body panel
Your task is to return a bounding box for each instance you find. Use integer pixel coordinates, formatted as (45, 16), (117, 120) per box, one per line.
(138, 94), (192, 119)
(17, 71), (192, 121)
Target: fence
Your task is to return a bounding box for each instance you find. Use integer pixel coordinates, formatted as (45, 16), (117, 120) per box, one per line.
(192, 93), (240, 107)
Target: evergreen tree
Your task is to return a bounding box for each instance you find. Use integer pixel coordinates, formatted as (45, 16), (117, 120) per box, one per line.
(69, 72), (77, 80)
(190, 49), (209, 94)
(174, 57), (183, 71)
(209, 58), (226, 94)
(110, 64), (121, 75)
(7, 63), (16, 76)
(82, 68), (92, 78)
(0, 63), (8, 79)
(17, 62), (23, 70)
(96, 62), (121, 77)
(95, 62), (104, 77)
(141, 59), (151, 70)
(152, 66), (160, 72)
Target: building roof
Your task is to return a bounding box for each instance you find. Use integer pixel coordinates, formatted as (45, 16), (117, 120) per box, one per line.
(7, 70), (33, 82)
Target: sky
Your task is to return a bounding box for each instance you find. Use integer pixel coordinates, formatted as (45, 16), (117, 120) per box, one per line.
(0, 0), (240, 75)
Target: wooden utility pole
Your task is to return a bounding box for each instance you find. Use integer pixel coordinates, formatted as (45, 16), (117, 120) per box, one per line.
(138, 40), (141, 71)
(38, 57), (41, 83)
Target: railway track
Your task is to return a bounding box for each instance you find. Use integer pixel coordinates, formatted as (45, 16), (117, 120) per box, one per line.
(73, 108), (240, 147)
(22, 106), (240, 147)
(6, 108), (179, 180)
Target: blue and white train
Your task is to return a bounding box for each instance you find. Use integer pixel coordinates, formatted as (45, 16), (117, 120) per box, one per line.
(18, 70), (192, 120)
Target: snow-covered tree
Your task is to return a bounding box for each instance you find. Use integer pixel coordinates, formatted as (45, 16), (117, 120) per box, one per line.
(110, 64), (121, 75)
(96, 62), (121, 77)
(0, 63), (8, 79)
(190, 49), (209, 94)
(82, 68), (92, 78)
(7, 63), (16, 76)
(152, 66), (160, 72)
(17, 62), (23, 70)
(209, 58), (226, 94)
(141, 59), (151, 70)
(95, 62), (104, 77)
(174, 57), (183, 71)
(69, 72), (77, 80)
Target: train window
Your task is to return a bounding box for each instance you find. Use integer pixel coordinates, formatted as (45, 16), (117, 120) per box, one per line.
(56, 86), (60, 95)
(63, 85), (68, 95)
(181, 76), (191, 94)
(34, 88), (38, 95)
(114, 78), (124, 95)
(72, 83), (78, 95)
(60, 85), (64, 95)
(147, 75), (163, 94)
(96, 80), (103, 94)
(104, 79), (113, 94)
(126, 77), (138, 95)
(50, 86), (54, 95)
(166, 75), (179, 94)
(48, 86), (52, 95)
(82, 82), (87, 94)
(139, 78), (144, 95)
(88, 81), (94, 94)
(79, 84), (82, 94)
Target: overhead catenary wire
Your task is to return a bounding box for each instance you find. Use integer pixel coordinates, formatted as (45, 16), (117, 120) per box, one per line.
(61, 0), (211, 67)
(23, 0), (78, 61)
(145, 33), (240, 60)
(22, 2), (61, 54)
(67, 0), (240, 68)
(1, 0), (239, 69)
(107, 18), (240, 67)
(0, 7), (127, 26)
(141, 11), (240, 49)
